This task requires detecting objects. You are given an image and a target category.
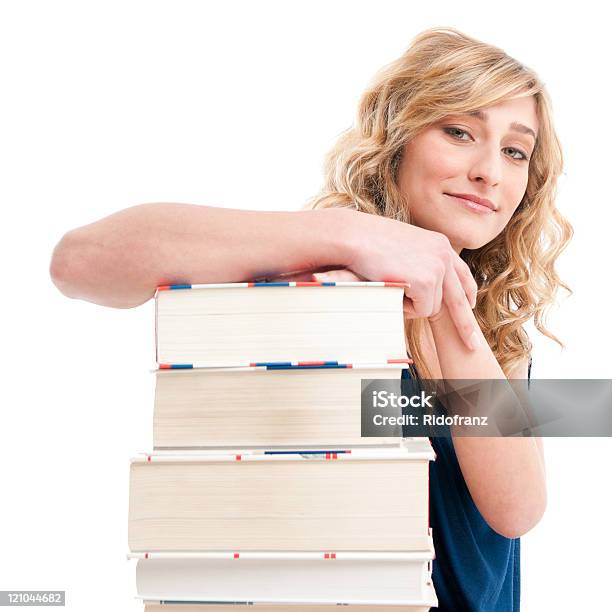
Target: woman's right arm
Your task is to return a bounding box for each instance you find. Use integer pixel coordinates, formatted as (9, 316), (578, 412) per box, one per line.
(49, 202), (479, 349)
(49, 203), (351, 309)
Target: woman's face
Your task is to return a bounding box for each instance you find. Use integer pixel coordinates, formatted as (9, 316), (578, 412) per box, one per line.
(397, 96), (538, 252)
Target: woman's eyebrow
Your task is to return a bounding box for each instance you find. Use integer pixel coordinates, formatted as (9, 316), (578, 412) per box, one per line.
(467, 109), (537, 141)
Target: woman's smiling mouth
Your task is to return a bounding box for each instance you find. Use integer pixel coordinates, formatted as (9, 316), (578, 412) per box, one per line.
(444, 193), (497, 214)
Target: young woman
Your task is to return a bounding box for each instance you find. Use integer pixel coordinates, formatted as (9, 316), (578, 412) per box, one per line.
(50, 28), (572, 611)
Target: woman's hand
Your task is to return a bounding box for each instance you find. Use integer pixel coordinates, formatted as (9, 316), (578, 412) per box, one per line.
(337, 209), (479, 351)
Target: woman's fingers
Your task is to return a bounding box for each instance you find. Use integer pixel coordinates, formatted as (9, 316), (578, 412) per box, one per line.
(453, 256), (478, 309)
(407, 273), (443, 318)
(442, 265), (480, 350)
(403, 277), (435, 318)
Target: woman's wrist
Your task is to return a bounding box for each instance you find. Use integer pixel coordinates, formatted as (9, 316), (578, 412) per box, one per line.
(310, 206), (362, 272)
(429, 303), (481, 351)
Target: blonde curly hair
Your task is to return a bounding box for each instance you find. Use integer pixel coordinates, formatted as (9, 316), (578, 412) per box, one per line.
(303, 27), (573, 379)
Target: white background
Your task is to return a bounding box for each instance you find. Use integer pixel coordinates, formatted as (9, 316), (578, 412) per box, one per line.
(0, 1), (609, 610)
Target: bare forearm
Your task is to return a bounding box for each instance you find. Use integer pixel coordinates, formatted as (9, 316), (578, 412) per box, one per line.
(50, 203), (353, 308)
(428, 305), (546, 538)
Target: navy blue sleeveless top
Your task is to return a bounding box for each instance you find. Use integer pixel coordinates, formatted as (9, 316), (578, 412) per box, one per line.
(402, 358), (532, 611)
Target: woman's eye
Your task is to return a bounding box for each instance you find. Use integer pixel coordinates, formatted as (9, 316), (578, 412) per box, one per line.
(444, 126), (530, 162)
(504, 147), (529, 161)
(443, 127), (471, 140)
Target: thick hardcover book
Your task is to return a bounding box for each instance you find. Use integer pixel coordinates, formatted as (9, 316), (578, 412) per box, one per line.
(128, 444), (435, 553)
(153, 362), (410, 449)
(134, 550), (435, 606)
(155, 282), (408, 367)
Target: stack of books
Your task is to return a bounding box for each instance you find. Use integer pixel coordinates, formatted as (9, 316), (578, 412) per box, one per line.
(127, 281), (438, 610)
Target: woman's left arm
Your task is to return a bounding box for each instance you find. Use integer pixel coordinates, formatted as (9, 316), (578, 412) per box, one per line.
(429, 303), (546, 539)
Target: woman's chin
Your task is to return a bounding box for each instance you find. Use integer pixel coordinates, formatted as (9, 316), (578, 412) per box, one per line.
(458, 237), (490, 251)
(416, 218), (495, 252)
(443, 230), (491, 253)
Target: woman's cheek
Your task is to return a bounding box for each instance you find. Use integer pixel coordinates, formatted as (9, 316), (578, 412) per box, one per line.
(431, 145), (468, 176)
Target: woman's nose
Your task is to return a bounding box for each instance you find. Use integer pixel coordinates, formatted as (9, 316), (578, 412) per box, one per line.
(467, 147), (502, 186)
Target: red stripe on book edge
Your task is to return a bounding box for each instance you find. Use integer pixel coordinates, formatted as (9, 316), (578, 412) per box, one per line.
(346, 450), (352, 454)
(296, 281), (323, 286)
(331, 553), (336, 559)
(247, 282), (255, 287)
(332, 453), (338, 459)
(233, 553), (240, 559)
(325, 453), (330, 460)
(298, 361), (326, 366)
(323, 553), (329, 559)
(387, 358), (413, 364)
(159, 364), (171, 369)
(147, 455), (151, 462)
(156, 285), (170, 291)
(235, 454), (242, 461)
(144, 552), (149, 559)
(383, 281), (411, 288)
(347, 364), (353, 368)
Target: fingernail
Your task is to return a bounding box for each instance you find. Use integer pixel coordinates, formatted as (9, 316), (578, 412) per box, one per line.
(469, 331), (480, 351)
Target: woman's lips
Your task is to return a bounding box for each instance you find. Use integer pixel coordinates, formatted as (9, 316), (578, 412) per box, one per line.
(444, 193), (495, 214)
